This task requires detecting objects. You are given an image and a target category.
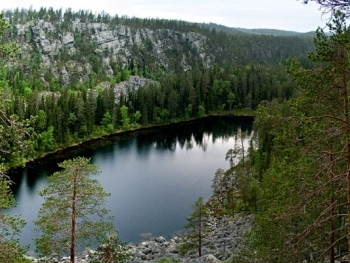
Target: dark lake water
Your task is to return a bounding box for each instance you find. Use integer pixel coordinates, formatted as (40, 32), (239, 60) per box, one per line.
(7, 116), (253, 254)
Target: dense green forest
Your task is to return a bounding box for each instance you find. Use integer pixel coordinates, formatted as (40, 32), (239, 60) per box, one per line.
(222, 11), (350, 263)
(202, 22), (317, 37)
(0, 7), (316, 169)
(3, 3), (350, 263)
(0, 7), (315, 83)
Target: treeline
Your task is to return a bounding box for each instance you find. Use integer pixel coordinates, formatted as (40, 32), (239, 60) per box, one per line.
(0, 60), (298, 166)
(1, 8), (315, 81)
(0, 8), (317, 169)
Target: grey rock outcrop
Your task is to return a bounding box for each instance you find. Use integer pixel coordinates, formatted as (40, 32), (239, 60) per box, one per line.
(112, 75), (159, 102)
(125, 214), (253, 263)
(13, 20), (213, 86)
(27, 213), (253, 263)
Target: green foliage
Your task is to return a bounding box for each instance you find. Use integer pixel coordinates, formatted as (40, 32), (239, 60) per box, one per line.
(197, 105), (205, 117)
(0, 14), (32, 263)
(37, 126), (55, 152)
(0, 16), (36, 167)
(239, 12), (350, 262)
(36, 110), (47, 133)
(218, 131), (258, 216)
(133, 110), (142, 124)
(101, 111), (113, 132)
(120, 105), (130, 129)
(227, 92), (236, 110)
(179, 197), (210, 257)
(0, 8), (316, 168)
(185, 104), (192, 119)
(89, 234), (132, 263)
(0, 170), (30, 263)
(156, 257), (180, 263)
(0, 59), (300, 164)
(0, 113), (37, 167)
(0, 14), (17, 61)
(35, 157), (115, 262)
(179, 241), (196, 257)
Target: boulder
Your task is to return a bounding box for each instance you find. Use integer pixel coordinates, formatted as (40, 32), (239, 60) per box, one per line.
(155, 236), (167, 243)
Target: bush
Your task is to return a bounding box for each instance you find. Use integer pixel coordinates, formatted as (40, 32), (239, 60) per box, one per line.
(89, 234), (132, 263)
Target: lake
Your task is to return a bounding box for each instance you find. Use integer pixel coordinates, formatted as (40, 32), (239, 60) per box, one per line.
(7, 116), (253, 254)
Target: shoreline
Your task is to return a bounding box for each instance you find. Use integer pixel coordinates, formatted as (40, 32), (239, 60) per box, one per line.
(17, 113), (255, 262)
(8, 113), (254, 174)
(25, 214), (253, 263)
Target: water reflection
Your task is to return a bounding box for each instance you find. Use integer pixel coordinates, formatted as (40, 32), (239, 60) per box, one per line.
(7, 116), (253, 251)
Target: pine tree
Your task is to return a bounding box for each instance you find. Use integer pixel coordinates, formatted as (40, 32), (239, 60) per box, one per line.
(179, 197), (210, 257)
(89, 234), (132, 263)
(241, 12), (350, 263)
(35, 157), (115, 263)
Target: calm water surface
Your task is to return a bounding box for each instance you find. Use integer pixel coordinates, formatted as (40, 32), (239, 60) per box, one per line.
(7, 117), (253, 253)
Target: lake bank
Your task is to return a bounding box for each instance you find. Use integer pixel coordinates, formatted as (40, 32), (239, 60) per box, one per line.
(9, 114), (254, 173)
(26, 213), (253, 263)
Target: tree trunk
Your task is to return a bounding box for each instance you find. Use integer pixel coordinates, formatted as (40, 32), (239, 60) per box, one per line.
(330, 196), (335, 263)
(198, 202), (202, 257)
(329, 147), (335, 263)
(339, 46), (350, 263)
(70, 169), (78, 263)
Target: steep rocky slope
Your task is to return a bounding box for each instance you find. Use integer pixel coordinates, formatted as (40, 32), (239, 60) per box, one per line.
(2, 9), (315, 87)
(13, 19), (213, 86)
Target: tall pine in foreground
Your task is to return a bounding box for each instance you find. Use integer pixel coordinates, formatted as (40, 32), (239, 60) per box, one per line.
(35, 157), (115, 263)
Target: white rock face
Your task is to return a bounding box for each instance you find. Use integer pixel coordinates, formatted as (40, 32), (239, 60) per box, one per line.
(62, 32), (74, 45)
(13, 20), (213, 86)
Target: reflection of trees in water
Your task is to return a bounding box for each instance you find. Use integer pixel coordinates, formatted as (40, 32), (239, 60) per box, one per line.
(9, 116), (253, 199)
(192, 127), (205, 148)
(116, 137), (134, 149)
(154, 133), (177, 151)
(210, 118), (252, 143)
(8, 168), (24, 196)
(177, 132), (193, 150)
(135, 116), (253, 152)
(9, 164), (59, 197)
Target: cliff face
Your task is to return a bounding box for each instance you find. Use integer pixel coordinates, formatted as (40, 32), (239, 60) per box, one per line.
(14, 20), (213, 86)
(4, 8), (315, 88)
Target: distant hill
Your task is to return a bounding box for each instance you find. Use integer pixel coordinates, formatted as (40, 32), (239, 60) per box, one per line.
(201, 22), (317, 37)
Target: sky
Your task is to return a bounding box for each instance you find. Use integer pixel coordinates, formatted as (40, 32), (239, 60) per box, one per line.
(1, 0), (330, 32)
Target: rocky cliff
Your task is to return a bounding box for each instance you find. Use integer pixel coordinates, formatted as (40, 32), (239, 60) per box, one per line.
(13, 19), (213, 86)
(2, 8), (315, 88)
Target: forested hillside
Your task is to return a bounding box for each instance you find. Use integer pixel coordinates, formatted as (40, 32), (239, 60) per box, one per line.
(0, 7), (317, 168)
(1, 8), (315, 86)
(4, 3), (350, 263)
(202, 22), (316, 37)
(220, 10), (350, 263)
